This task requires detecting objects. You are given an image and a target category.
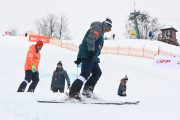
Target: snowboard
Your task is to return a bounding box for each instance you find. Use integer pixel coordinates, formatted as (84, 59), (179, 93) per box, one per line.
(37, 100), (140, 105)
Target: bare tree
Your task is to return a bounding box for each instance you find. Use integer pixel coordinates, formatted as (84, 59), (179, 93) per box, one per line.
(125, 20), (135, 39)
(138, 11), (164, 39)
(8, 27), (18, 36)
(56, 14), (71, 40)
(34, 13), (71, 39)
(35, 18), (49, 36)
(34, 13), (58, 37)
(47, 14), (58, 37)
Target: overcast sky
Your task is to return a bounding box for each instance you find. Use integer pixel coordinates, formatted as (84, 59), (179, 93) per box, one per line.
(1, 0), (180, 40)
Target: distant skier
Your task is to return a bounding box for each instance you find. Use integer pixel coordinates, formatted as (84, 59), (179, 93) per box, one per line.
(17, 41), (43, 92)
(118, 75), (128, 97)
(148, 31), (155, 40)
(50, 61), (71, 93)
(69, 17), (112, 99)
(112, 33), (115, 39)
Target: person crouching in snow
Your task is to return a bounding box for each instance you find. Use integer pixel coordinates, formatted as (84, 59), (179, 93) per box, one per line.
(118, 75), (128, 97)
(50, 61), (71, 93)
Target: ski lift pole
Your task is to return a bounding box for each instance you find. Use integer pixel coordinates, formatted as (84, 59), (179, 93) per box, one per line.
(134, 18), (140, 39)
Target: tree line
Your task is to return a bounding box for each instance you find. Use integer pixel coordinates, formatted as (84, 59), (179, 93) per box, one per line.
(34, 13), (71, 40)
(8, 11), (164, 40)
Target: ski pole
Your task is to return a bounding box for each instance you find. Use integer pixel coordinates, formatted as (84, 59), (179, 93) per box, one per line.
(76, 63), (81, 78)
(77, 65), (78, 78)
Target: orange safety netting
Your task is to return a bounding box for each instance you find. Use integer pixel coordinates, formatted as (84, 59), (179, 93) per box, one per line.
(50, 39), (180, 59)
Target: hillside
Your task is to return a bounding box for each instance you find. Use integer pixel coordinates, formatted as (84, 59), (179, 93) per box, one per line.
(0, 36), (180, 120)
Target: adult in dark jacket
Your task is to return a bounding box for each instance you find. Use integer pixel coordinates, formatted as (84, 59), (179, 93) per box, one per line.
(51, 61), (70, 93)
(118, 75), (128, 97)
(69, 18), (112, 99)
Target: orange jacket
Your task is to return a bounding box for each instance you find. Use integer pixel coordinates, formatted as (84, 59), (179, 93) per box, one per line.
(24, 44), (41, 71)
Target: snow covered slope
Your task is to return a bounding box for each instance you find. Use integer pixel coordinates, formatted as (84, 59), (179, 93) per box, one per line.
(0, 36), (180, 120)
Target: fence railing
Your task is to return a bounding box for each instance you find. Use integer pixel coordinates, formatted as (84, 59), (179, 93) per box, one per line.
(50, 39), (180, 59)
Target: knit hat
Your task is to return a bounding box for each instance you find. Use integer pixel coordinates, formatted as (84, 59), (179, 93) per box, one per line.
(103, 17), (112, 27)
(36, 41), (43, 47)
(57, 61), (62, 66)
(124, 75), (128, 80)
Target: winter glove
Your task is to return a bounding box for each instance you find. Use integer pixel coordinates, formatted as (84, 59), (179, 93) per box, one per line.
(50, 86), (53, 91)
(31, 64), (36, 73)
(87, 51), (95, 61)
(74, 58), (81, 65)
(119, 91), (127, 97)
(97, 58), (100, 63)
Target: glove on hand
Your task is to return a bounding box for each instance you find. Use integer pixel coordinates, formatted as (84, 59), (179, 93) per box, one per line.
(74, 58), (81, 65)
(120, 91), (127, 97)
(87, 51), (95, 61)
(97, 58), (100, 63)
(50, 85), (53, 90)
(31, 64), (36, 73)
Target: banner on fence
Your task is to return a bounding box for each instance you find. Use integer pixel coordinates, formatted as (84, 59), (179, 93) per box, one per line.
(153, 55), (180, 68)
(5, 31), (11, 36)
(29, 35), (50, 43)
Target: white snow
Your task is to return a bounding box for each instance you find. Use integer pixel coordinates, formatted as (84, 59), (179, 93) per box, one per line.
(0, 36), (180, 120)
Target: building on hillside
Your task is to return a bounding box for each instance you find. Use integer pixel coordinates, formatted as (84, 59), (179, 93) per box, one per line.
(158, 27), (179, 46)
(5, 31), (12, 36)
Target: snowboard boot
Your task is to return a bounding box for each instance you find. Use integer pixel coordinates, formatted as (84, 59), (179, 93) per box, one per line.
(27, 89), (34, 92)
(68, 79), (83, 100)
(17, 81), (27, 92)
(69, 92), (81, 100)
(82, 86), (93, 98)
(27, 80), (39, 92)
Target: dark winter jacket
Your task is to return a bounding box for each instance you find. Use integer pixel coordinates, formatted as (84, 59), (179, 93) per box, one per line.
(77, 21), (104, 62)
(51, 67), (70, 88)
(118, 78), (128, 96)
